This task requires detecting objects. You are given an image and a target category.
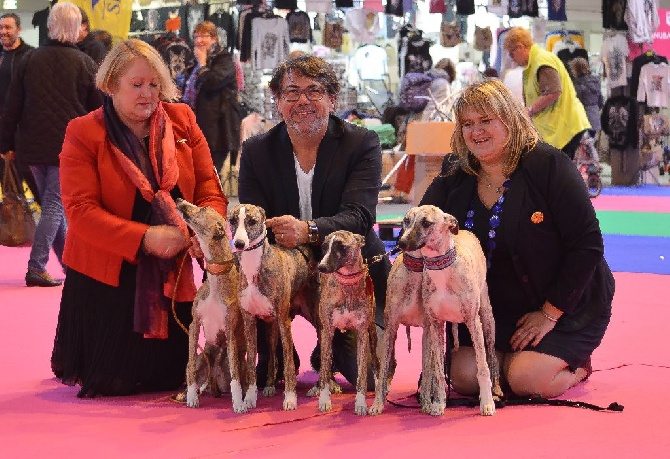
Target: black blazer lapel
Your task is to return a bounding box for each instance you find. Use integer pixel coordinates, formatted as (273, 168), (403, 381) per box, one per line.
(502, 167), (525, 257)
(311, 116), (344, 218)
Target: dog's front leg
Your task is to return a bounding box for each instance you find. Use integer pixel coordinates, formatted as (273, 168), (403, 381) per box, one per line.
(369, 317), (398, 415)
(430, 319), (448, 416)
(467, 315), (496, 416)
(317, 319), (335, 412)
(480, 288), (503, 401)
(227, 312), (247, 414)
(419, 323), (433, 412)
(185, 312), (201, 408)
(278, 316), (298, 410)
(354, 327), (371, 415)
(242, 311), (258, 410)
(264, 320), (279, 397)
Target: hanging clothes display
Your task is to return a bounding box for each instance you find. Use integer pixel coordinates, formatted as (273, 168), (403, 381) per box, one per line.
(624, 0), (659, 44)
(286, 10), (313, 44)
(601, 95), (639, 150)
(208, 5), (237, 51)
(251, 15), (290, 70)
(603, 0), (629, 30)
(601, 32), (629, 90)
(344, 9), (381, 45)
(637, 60), (670, 108)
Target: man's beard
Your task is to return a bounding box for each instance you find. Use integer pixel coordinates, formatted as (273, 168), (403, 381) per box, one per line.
(285, 112), (329, 137)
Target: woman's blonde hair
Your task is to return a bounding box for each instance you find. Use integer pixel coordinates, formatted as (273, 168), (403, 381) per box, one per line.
(96, 39), (179, 101)
(47, 2), (82, 44)
(450, 79), (539, 177)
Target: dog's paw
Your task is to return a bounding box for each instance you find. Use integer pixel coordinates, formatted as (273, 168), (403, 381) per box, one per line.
(186, 384), (200, 408)
(318, 387), (332, 412)
(368, 400), (384, 416)
(283, 391), (298, 410)
(329, 379), (343, 394)
(306, 385), (319, 397)
(231, 380), (247, 414)
(263, 385), (276, 397)
(427, 401), (445, 416)
(480, 401), (496, 416)
(354, 392), (368, 415)
(244, 386), (258, 409)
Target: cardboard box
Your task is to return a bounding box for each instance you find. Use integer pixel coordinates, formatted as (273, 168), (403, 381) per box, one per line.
(406, 121), (455, 155)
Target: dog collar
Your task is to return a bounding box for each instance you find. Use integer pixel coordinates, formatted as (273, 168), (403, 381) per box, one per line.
(244, 235), (266, 251)
(334, 266), (368, 285)
(402, 252), (424, 272)
(205, 258), (234, 275)
(424, 247), (457, 270)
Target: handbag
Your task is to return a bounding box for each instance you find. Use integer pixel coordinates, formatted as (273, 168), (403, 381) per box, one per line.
(0, 155), (37, 247)
(642, 113), (670, 137)
(440, 22), (462, 48)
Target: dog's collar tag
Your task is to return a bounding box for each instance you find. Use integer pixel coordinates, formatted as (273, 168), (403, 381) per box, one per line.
(402, 253), (424, 272)
(206, 258), (234, 275)
(424, 248), (457, 270)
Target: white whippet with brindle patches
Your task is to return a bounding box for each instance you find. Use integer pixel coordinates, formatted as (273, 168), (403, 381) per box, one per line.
(397, 205), (502, 416)
(228, 203), (316, 411)
(175, 199), (246, 413)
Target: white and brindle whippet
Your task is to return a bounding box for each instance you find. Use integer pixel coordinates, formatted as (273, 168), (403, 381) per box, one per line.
(393, 205), (502, 416)
(175, 199), (246, 412)
(228, 204), (316, 411)
(316, 230), (379, 415)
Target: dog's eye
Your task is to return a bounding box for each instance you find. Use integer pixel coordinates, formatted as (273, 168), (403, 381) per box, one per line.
(421, 218), (433, 228)
(229, 216), (238, 226)
(247, 217), (257, 226)
(403, 217), (410, 225)
(212, 233), (225, 241)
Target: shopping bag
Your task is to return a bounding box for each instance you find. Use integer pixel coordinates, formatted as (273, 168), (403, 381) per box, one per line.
(0, 155), (37, 247)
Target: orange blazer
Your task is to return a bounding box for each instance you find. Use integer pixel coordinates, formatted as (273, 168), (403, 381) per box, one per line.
(60, 103), (227, 299)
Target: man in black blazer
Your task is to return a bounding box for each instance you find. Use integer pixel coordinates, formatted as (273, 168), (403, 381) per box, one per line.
(238, 55), (390, 389)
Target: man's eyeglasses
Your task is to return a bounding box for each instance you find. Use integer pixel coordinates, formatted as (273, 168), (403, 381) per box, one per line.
(281, 87), (327, 102)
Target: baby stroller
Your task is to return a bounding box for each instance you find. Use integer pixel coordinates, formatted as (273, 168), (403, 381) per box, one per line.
(574, 131), (602, 198)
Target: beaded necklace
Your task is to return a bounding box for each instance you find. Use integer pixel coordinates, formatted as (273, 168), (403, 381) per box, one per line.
(464, 179), (511, 269)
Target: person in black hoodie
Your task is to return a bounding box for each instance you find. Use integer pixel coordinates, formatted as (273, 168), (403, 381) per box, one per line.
(0, 13), (37, 199)
(178, 20), (240, 177)
(0, 2), (102, 287)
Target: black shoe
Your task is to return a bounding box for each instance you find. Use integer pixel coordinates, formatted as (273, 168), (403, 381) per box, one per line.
(25, 269), (62, 287)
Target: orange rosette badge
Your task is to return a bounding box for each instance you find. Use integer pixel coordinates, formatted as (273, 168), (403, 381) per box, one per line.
(530, 211), (544, 224)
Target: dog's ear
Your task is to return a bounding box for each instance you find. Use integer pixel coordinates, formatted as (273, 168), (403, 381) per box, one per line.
(444, 213), (459, 235)
(258, 206), (266, 221)
(355, 234), (365, 247)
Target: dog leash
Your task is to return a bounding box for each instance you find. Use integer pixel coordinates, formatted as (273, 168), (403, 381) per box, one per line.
(386, 391), (624, 412)
(364, 245), (401, 266)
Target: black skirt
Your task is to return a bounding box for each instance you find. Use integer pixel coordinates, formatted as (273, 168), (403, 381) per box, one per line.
(51, 262), (192, 397)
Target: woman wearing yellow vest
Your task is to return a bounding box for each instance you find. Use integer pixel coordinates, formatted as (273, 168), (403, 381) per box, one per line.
(503, 27), (591, 160)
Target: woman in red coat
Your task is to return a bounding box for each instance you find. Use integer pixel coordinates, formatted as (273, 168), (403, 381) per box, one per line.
(51, 39), (228, 398)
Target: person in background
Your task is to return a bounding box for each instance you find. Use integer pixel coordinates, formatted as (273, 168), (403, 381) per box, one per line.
(51, 39), (227, 398)
(483, 67), (499, 78)
(504, 27), (591, 160)
(0, 13), (37, 198)
(0, 2), (102, 287)
(89, 29), (113, 53)
(178, 20), (240, 179)
(76, 7), (107, 65)
(569, 57), (603, 136)
(238, 55), (391, 389)
(420, 79), (613, 398)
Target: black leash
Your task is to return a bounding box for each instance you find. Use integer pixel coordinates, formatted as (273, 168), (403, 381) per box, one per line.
(387, 392), (623, 412)
(364, 245), (401, 266)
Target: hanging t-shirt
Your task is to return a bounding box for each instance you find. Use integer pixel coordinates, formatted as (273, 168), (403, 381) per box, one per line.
(32, 8), (50, 45)
(637, 62), (670, 108)
(456, 0), (475, 15)
(344, 9), (380, 45)
(349, 44), (389, 87)
(508, 0), (538, 18)
(547, 0), (567, 21)
(286, 10), (312, 43)
(601, 33), (629, 89)
(386, 0), (405, 17)
(603, 0), (628, 30)
(601, 95), (638, 149)
(487, 0), (509, 17)
(251, 17), (290, 70)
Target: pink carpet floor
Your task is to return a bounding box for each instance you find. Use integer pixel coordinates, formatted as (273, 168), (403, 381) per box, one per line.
(1, 244), (667, 458)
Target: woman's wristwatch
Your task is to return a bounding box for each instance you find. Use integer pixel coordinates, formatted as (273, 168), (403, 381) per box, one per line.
(306, 220), (319, 244)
